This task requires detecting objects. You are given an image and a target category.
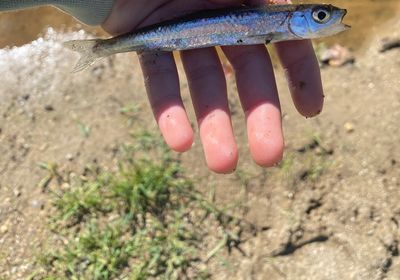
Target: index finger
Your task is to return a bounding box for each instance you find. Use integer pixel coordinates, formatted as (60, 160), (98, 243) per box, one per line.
(275, 40), (324, 118)
(260, 0), (324, 117)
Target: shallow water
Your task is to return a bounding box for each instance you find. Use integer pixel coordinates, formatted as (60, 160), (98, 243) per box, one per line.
(0, 1), (399, 50)
(0, 29), (91, 103)
(0, 6), (100, 48)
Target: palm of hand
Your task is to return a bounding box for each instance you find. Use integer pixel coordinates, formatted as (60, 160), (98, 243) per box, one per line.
(102, 0), (324, 173)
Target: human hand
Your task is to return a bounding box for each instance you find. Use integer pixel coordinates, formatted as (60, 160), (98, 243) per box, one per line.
(102, 0), (324, 173)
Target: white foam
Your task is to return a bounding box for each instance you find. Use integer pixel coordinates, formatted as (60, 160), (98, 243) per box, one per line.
(0, 28), (91, 101)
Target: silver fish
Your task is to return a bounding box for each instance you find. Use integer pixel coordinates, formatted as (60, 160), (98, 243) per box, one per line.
(64, 4), (350, 72)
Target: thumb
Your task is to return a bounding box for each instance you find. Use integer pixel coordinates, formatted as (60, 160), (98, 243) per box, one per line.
(247, 0), (292, 4)
(207, 0), (244, 4)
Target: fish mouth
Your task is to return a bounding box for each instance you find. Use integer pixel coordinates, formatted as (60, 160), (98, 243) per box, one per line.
(341, 9), (351, 29)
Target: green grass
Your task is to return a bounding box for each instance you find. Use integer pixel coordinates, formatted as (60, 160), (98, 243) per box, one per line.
(33, 133), (249, 280)
(77, 121), (91, 138)
(119, 103), (141, 126)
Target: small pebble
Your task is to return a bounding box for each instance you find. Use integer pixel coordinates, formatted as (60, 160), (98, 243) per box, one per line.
(66, 153), (74, 161)
(344, 122), (355, 133)
(13, 189), (21, 197)
(0, 224), (8, 234)
(30, 199), (44, 209)
(39, 143), (48, 151)
(61, 182), (70, 190)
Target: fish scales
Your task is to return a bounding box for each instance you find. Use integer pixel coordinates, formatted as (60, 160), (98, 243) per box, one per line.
(63, 4), (350, 72)
(107, 10), (291, 52)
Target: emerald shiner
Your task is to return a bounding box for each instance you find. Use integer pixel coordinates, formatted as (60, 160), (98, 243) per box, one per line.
(64, 4), (350, 72)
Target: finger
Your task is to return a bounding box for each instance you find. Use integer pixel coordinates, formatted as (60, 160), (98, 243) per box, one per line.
(247, 0), (283, 4)
(180, 48), (238, 174)
(209, 0), (243, 4)
(261, 0), (324, 117)
(102, 0), (164, 34)
(103, 0), (245, 35)
(275, 40), (324, 118)
(222, 45), (284, 167)
(138, 51), (194, 152)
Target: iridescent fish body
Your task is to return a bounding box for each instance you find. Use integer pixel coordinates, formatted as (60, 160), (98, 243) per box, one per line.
(64, 4), (350, 72)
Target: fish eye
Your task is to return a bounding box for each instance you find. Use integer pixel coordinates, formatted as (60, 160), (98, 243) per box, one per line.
(312, 8), (331, 24)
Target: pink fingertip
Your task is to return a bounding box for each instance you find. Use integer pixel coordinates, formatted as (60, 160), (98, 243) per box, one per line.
(204, 142), (239, 173)
(251, 136), (284, 167)
(246, 104), (284, 167)
(157, 106), (194, 152)
(199, 111), (238, 174)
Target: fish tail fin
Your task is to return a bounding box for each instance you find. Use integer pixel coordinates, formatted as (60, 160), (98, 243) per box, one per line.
(63, 39), (106, 72)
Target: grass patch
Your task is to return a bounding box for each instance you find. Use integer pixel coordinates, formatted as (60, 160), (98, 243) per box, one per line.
(33, 133), (251, 280)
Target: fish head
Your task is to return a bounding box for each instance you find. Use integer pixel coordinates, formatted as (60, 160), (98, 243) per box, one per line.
(289, 5), (350, 39)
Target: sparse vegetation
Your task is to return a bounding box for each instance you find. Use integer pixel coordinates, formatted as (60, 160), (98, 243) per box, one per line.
(32, 132), (252, 280)
(277, 135), (333, 189)
(37, 162), (63, 191)
(77, 121), (91, 138)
